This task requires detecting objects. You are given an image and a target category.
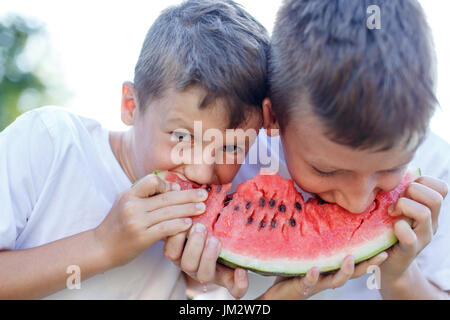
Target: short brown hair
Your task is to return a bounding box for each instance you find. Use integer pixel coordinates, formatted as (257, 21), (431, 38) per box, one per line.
(270, 0), (438, 150)
(134, 0), (269, 128)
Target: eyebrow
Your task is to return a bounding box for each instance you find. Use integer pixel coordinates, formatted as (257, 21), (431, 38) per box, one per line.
(165, 116), (195, 132)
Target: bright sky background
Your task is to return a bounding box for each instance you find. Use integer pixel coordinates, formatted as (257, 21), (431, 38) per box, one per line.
(2, 0), (450, 143)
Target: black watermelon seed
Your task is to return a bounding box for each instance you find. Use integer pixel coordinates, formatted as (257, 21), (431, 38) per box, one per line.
(234, 205), (240, 211)
(318, 198), (326, 205)
(271, 220), (276, 228)
(259, 198), (265, 207)
(295, 202), (302, 211)
(246, 201), (251, 209)
(247, 217), (253, 224)
(289, 218), (296, 227)
(260, 220), (266, 228)
(279, 204), (286, 212)
(269, 199), (276, 207)
(206, 185), (212, 191)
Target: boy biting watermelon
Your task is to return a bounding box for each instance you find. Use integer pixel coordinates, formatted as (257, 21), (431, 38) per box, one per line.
(0, 0), (270, 299)
(230, 0), (450, 299)
(165, 0), (450, 300)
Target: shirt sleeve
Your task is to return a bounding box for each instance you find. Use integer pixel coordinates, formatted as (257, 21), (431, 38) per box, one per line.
(0, 109), (54, 250)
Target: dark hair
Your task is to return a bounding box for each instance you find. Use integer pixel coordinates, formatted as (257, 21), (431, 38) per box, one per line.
(270, 0), (438, 150)
(134, 0), (269, 128)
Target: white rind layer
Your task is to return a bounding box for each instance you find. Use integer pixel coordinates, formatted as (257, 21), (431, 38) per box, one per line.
(219, 229), (398, 275)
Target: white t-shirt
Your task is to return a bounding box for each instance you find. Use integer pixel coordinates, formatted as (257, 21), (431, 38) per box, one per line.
(196, 129), (450, 300)
(0, 106), (186, 299)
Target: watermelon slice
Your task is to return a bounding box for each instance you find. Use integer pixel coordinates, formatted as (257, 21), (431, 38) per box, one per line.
(157, 168), (420, 276)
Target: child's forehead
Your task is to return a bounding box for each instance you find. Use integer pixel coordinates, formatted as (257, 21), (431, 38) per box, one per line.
(160, 88), (229, 129)
(156, 86), (261, 132)
(283, 110), (419, 169)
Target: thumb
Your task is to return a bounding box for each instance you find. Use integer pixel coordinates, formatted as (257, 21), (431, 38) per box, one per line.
(215, 265), (249, 299)
(259, 267), (320, 300)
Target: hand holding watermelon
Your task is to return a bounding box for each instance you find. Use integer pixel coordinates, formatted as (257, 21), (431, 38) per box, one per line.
(93, 172), (208, 268)
(377, 175), (448, 296)
(164, 221), (250, 299)
(257, 251), (389, 299)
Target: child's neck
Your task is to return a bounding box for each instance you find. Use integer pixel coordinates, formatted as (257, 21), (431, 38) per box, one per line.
(109, 130), (138, 184)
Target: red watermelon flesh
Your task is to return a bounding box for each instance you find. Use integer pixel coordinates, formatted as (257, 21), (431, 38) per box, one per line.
(159, 169), (420, 276)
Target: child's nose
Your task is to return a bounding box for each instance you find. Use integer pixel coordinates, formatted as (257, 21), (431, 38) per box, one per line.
(336, 176), (378, 214)
(341, 195), (375, 214)
(183, 164), (218, 185)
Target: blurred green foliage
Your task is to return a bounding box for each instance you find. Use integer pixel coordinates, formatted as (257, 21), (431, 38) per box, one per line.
(0, 14), (68, 131)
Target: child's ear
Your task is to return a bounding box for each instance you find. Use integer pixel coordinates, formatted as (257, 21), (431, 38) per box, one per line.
(121, 81), (138, 126)
(262, 98), (280, 137)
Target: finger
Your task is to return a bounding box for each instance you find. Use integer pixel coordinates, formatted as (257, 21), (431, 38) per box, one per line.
(229, 268), (249, 299)
(144, 201), (206, 227)
(261, 267), (319, 300)
(131, 173), (173, 198)
(164, 232), (188, 264)
(389, 197), (432, 237)
(197, 236), (221, 284)
(142, 188), (208, 212)
(180, 223), (208, 274)
(145, 218), (193, 245)
(214, 264), (249, 299)
(352, 251), (388, 278)
(320, 255), (355, 290)
(289, 267), (320, 299)
(415, 176), (449, 200)
(405, 182), (444, 234)
(215, 264), (236, 290)
(299, 267), (321, 297)
(394, 218), (420, 254)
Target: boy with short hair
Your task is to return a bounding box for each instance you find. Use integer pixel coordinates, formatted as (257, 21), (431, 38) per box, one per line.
(167, 0), (450, 299)
(246, 0), (450, 299)
(0, 0), (269, 299)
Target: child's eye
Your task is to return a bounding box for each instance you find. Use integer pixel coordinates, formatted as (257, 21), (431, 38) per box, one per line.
(382, 165), (405, 174)
(313, 166), (337, 177)
(223, 145), (243, 154)
(171, 131), (191, 143)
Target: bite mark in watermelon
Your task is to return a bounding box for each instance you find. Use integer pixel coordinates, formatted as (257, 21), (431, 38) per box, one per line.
(157, 169), (420, 276)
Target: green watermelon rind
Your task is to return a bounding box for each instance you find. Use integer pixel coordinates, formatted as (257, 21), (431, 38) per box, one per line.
(217, 229), (399, 276)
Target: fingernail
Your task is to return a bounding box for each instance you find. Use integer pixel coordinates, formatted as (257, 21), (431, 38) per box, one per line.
(198, 189), (208, 200)
(309, 267), (320, 282)
(206, 236), (219, 252)
(172, 183), (181, 191)
(378, 251), (388, 262)
(194, 223), (206, 233)
(238, 268), (246, 280)
(347, 255), (355, 266)
(184, 218), (192, 225)
(196, 202), (206, 213)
